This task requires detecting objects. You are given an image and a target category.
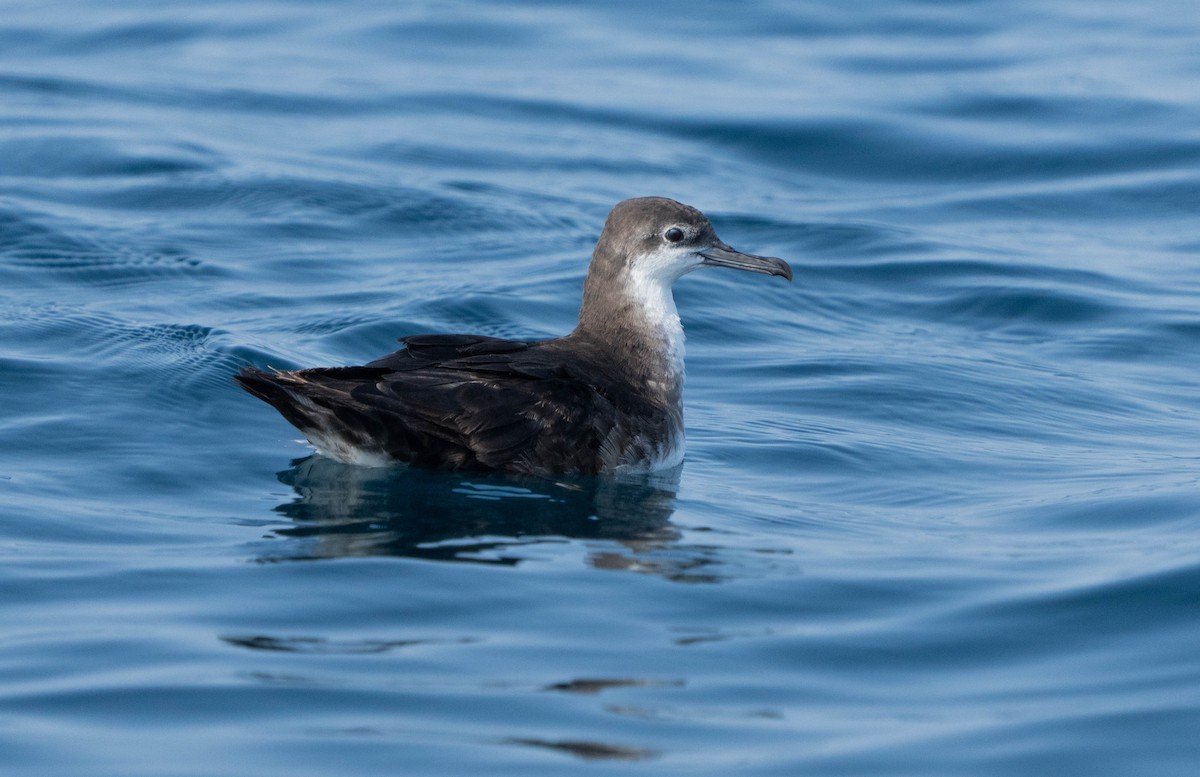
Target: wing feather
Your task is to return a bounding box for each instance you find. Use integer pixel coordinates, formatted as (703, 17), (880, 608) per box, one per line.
(239, 334), (626, 473)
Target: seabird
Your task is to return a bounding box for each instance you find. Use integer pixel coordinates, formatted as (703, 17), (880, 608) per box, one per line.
(236, 196), (791, 475)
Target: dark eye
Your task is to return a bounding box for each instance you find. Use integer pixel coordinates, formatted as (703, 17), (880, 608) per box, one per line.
(664, 227), (684, 243)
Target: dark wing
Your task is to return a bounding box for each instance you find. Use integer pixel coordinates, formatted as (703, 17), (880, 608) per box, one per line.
(236, 335), (623, 474)
(363, 333), (530, 370)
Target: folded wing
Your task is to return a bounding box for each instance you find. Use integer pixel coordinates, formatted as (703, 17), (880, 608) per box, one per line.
(235, 334), (624, 473)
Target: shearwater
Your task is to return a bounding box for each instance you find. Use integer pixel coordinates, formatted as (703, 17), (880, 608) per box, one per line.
(236, 197), (792, 474)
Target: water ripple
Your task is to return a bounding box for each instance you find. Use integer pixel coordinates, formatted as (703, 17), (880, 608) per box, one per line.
(2, 1), (1200, 775)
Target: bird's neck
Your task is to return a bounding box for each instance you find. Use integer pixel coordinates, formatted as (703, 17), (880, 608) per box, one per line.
(574, 268), (686, 402)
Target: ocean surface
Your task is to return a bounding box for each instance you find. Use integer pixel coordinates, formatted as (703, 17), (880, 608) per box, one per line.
(2, 1), (1199, 775)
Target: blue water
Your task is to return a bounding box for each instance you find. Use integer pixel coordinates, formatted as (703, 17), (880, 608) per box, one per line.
(2, 1), (1199, 774)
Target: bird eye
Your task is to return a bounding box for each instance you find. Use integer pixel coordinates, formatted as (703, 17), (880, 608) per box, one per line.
(664, 227), (684, 243)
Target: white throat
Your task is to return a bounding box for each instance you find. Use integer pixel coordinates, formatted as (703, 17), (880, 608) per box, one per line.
(625, 248), (692, 380)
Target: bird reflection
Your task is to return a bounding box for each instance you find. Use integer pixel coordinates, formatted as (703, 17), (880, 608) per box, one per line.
(261, 457), (724, 582)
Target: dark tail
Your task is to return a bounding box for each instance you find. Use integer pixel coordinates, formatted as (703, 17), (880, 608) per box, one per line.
(233, 366), (327, 434)
(234, 366), (293, 406)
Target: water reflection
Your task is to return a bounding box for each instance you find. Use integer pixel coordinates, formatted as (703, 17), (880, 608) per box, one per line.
(261, 457), (724, 581)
